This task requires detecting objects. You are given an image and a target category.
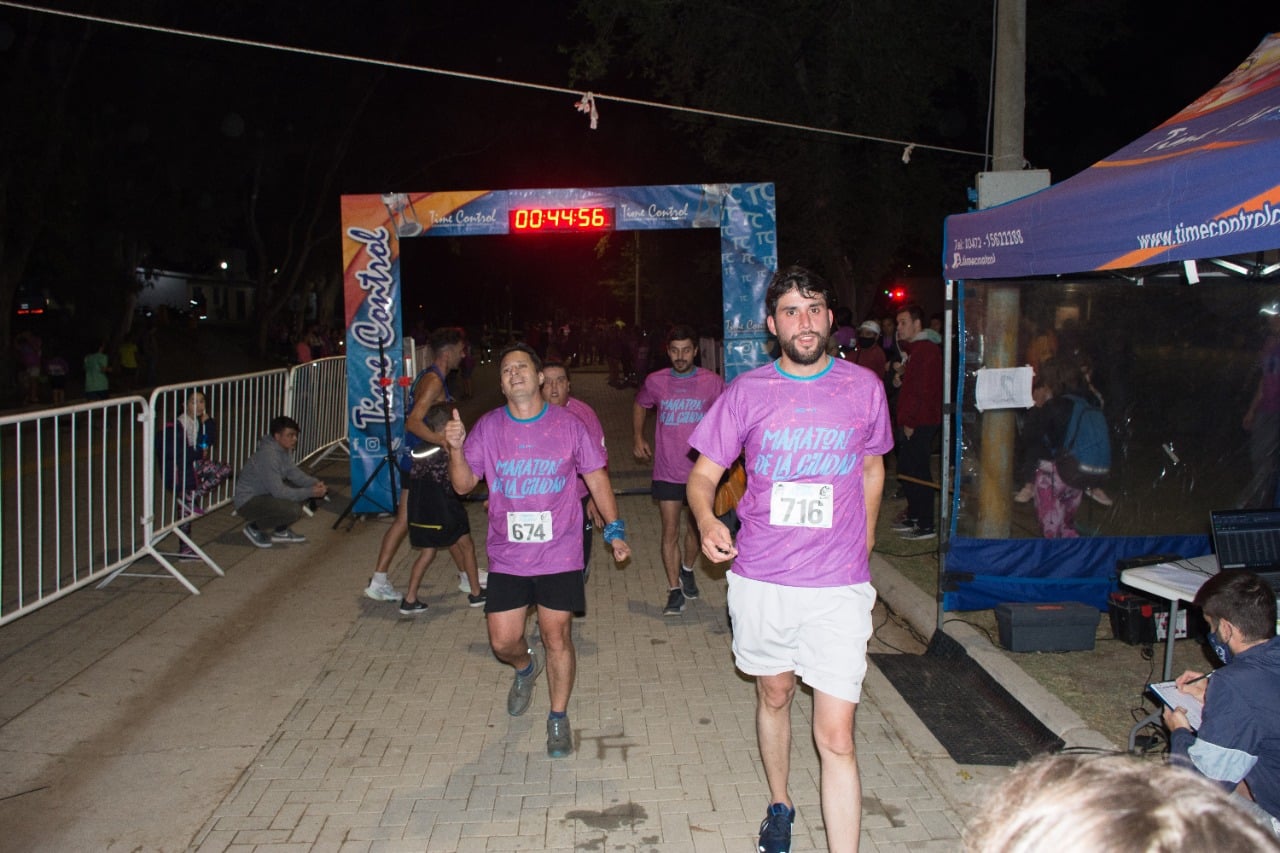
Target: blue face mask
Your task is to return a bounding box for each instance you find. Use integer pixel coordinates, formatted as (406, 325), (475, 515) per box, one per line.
(1207, 630), (1233, 665)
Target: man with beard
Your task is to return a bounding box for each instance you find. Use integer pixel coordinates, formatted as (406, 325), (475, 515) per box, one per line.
(632, 325), (724, 615)
(445, 344), (631, 758)
(686, 266), (893, 853)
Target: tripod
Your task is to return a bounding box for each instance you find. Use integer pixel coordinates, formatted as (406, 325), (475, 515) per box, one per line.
(334, 337), (400, 529)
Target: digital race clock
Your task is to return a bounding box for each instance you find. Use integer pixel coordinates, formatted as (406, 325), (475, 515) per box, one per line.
(509, 206), (615, 233)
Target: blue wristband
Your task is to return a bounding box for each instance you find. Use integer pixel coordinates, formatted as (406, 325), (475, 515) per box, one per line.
(602, 519), (626, 543)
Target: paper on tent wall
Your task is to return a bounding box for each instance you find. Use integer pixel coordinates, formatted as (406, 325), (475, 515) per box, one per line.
(974, 366), (1035, 412)
(1149, 680), (1205, 730)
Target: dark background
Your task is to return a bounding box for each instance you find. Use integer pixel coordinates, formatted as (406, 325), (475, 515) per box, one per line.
(2, 1), (1276, 398)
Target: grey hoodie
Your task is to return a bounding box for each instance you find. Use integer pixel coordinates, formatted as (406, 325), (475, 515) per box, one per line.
(232, 434), (318, 509)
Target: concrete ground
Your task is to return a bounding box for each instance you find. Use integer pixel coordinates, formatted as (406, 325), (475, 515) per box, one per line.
(0, 367), (1110, 851)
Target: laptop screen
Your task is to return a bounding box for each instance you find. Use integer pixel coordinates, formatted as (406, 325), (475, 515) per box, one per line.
(1210, 509), (1280, 572)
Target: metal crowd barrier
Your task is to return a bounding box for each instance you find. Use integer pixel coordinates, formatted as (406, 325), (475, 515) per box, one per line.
(0, 398), (149, 626)
(0, 360), (355, 624)
(286, 356), (348, 466)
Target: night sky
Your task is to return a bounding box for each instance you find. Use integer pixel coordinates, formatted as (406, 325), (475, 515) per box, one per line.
(3, 2), (1276, 332)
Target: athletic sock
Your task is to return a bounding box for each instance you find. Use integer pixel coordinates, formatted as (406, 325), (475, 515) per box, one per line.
(373, 572), (389, 586)
(516, 660), (535, 677)
(548, 710), (567, 720)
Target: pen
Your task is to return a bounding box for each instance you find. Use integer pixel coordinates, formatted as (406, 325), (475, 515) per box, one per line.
(1186, 671), (1215, 685)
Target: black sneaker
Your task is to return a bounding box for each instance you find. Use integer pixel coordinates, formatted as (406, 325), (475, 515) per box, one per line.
(679, 568), (700, 599)
(663, 588), (686, 616)
(398, 598), (428, 615)
(758, 802), (795, 853)
(899, 525), (937, 541)
(467, 590), (487, 608)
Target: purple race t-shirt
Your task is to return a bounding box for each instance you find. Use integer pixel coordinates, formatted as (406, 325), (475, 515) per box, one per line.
(564, 396), (607, 499)
(463, 402), (607, 576)
(688, 357), (893, 587)
(635, 367), (724, 483)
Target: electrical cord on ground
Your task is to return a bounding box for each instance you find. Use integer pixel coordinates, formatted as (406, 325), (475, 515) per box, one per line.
(871, 600), (931, 654)
(942, 615), (998, 647)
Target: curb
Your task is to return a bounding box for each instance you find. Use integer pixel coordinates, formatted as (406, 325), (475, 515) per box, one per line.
(872, 553), (1116, 753)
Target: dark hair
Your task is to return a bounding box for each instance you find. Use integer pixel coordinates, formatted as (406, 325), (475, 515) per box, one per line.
(429, 326), (466, 351)
(542, 359), (570, 380)
(499, 341), (542, 372)
(1038, 357), (1081, 396)
(765, 265), (832, 318)
(665, 325), (697, 347)
(270, 415), (301, 436)
(1195, 570), (1278, 641)
(896, 302), (926, 325)
(425, 402), (453, 432)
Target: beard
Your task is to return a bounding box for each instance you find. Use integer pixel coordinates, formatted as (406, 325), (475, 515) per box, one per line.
(779, 330), (829, 365)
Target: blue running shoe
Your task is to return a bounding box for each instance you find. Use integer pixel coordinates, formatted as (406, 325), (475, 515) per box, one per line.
(757, 802), (794, 853)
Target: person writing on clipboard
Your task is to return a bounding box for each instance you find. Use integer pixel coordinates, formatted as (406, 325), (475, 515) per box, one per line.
(1163, 570), (1280, 835)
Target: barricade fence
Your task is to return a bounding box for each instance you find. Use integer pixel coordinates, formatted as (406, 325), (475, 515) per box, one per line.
(0, 398), (149, 626)
(287, 356), (349, 466)
(1, 357), (349, 626)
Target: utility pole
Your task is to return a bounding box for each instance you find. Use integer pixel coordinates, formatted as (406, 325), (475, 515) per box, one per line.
(975, 0), (1026, 538)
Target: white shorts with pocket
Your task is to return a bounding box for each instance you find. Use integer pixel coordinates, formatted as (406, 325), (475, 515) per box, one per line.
(727, 572), (876, 704)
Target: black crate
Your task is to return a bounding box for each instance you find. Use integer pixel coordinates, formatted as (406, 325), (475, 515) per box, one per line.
(1108, 591), (1158, 646)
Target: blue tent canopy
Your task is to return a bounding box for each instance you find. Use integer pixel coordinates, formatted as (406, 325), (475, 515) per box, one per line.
(940, 34), (1280, 611)
(945, 33), (1280, 280)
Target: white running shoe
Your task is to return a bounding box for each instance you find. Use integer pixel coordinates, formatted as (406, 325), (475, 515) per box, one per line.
(458, 568), (489, 593)
(364, 578), (400, 602)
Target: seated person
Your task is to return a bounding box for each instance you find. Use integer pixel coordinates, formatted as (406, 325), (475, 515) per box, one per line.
(963, 751), (1280, 851)
(232, 416), (327, 547)
(1163, 570), (1280, 835)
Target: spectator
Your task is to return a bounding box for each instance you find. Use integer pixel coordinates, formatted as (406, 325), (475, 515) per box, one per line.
(83, 341), (111, 401)
(890, 303), (943, 540)
(117, 334), (139, 391)
(232, 416), (326, 548)
(45, 349), (69, 406)
(16, 330), (42, 405)
(158, 390), (231, 560)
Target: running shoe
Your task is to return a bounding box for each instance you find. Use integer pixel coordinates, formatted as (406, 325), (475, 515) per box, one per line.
(364, 578), (400, 602)
(680, 568), (700, 599)
(507, 649), (543, 716)
(757, 802), (795, 853)
(663, 588), (686, 616)
(546, 715), (573, 758)
(398, 598), (428, 616)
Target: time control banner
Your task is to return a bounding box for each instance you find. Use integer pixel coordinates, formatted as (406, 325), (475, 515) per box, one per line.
(340, 184), (776, 513)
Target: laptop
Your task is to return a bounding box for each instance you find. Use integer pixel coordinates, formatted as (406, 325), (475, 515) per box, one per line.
(1209, 508), (1280, 592)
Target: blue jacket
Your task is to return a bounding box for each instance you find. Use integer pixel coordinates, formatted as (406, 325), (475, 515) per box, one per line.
(1171, 635), (1280, 818)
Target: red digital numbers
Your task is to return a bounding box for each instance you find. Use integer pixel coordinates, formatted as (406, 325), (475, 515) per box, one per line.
(510, 207), (614, 232)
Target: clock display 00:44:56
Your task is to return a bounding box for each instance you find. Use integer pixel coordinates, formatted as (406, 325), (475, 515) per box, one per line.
(509, 207), (615, 232)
